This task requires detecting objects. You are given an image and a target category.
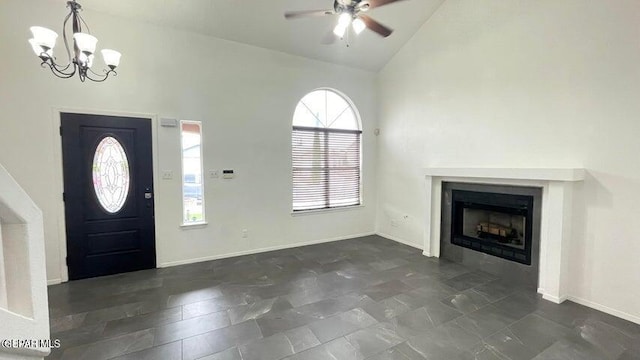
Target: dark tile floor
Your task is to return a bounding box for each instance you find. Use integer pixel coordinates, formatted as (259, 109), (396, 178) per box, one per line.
(47, 235), (640, 360)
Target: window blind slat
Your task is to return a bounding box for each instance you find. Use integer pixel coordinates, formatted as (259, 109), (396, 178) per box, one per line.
(292, 128), (361, 211)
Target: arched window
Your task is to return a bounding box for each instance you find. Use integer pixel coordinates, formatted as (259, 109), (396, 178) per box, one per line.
(292, 89), (362, 211)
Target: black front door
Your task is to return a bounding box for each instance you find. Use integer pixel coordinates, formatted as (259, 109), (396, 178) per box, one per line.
(61, 113), (156, 280)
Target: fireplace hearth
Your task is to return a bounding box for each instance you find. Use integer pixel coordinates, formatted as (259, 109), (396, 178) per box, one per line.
(452, 190), (534, 265)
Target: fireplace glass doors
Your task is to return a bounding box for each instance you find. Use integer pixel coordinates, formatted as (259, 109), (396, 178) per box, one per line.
(451, 190), (533, 265)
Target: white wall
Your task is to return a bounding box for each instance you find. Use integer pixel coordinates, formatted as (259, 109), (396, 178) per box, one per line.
(0, 164), (50, 359)
(377, 0), (640, 322)
(0, 0), (378, 283)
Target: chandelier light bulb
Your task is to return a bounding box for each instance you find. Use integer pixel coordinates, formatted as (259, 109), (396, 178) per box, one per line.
(101, 49), (121, 69)
(30, 26), (58, 50)
(353, 18), (366, 34)
(78, 53), (94, 68)
(28, 39), (52, 58)
(73, 33), (98, 55)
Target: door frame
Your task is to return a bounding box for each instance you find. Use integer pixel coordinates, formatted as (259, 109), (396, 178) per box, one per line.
(51, 107), (160, 283)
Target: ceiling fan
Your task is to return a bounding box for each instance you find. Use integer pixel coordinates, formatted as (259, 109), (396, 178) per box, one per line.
(284, 0), (406, 40)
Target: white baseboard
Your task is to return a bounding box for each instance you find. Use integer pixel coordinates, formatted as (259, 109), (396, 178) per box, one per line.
(47, 278), (62, 286)
(536, 287), (640, 325)
(567, 295), (640, 325)
(537, 287), (568, 304)
(158, 231), (376, 268)
(376, 232), (423, 250)
(542, 293), (568, 304)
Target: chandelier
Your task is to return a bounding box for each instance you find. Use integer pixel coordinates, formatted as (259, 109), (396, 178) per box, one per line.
(28, 0), (121, 82)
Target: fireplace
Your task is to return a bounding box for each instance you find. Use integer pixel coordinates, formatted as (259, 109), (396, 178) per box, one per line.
(440, 183), (541, 287)
(451, 190), (534, 265)
(426, 168), (584, 303)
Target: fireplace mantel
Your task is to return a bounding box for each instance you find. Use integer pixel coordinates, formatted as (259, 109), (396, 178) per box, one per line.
(423, 167), (585, 304)
(424, 167), (585, 181)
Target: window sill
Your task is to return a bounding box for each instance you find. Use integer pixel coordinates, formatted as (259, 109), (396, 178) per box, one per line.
(291, 204), (364, 217)
(180, 222), (208, 229)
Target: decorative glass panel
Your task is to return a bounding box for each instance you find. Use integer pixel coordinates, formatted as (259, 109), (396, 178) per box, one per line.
(92, 136), (130, 213)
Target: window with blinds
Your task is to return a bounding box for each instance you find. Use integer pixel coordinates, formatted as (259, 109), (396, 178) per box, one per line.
(292, 89), (362, 212)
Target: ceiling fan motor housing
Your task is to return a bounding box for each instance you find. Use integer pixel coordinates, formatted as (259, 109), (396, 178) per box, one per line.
(335, 0), (370, 15)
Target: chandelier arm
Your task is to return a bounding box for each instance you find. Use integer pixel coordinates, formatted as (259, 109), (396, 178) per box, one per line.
(56, 62), (74, 73)
(40, 54), (76, 76)
(41, 60), (77, 79)
(49, 54), (74, 73)
(85, 68), (116, 83)
(88, 68), (103, 77)
(50, 62), (76, 76)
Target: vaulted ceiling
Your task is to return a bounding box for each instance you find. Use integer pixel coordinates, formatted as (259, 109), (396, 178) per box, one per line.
(80, 0), (445, 72)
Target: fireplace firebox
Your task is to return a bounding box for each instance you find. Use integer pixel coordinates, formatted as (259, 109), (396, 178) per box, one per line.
(451, 190), (533, 265)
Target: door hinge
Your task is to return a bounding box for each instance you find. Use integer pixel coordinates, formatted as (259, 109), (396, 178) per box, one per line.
(62, 192), (66, 202)
(65, 257), (69, 265)
(59, 126), (63, 137)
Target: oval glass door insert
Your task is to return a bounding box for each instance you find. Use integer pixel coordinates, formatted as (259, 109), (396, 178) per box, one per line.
(92, 136), (130, 213)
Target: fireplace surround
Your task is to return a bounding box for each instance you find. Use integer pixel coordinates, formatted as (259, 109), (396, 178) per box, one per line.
(423, 168), (584, 304)
(441, 183), (541, 287)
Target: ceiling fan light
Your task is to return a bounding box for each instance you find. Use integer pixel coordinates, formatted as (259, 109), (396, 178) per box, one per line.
(28, 38), (52, 58)
(30, 26), (58, 50)
(353, 18), (366, 34)
(73, 32), (98, 55)
(101, 49), (121, 68)
(338, 13), (352, 27)
(333, 23), (348, 38)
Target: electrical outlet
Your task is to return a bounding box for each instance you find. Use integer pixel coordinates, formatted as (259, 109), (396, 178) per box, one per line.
(209, 170), (219, 179)
(242, 229), (248, 238)
(162, 170), (173, 180)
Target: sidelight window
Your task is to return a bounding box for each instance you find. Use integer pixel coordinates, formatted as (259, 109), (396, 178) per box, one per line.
(181, 121), (205, 224)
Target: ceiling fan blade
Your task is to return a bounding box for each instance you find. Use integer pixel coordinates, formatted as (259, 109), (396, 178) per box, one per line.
(360, 15), (393, 37)
(365, 0), (407, 9)
(284, 9), (335, 19)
